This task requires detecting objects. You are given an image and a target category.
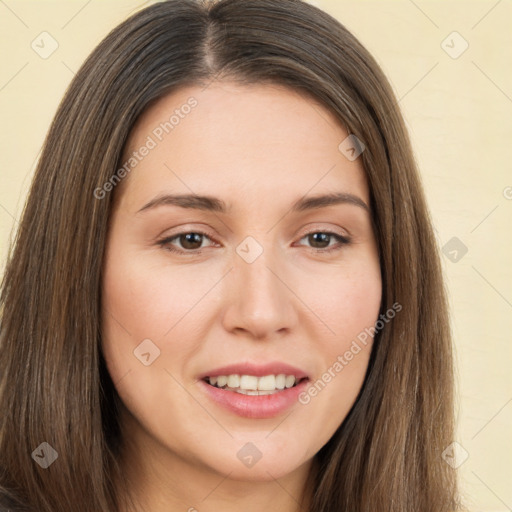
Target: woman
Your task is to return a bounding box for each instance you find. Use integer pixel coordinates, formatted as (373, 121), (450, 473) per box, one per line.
(0, 0), (459, 510)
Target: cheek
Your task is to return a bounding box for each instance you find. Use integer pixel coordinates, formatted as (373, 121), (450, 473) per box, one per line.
(100, 244), (173, 380)
(99, 248), (212, 428)
(101, 248), (216, 340)
(294, 255), (381, 426)
(300, 254), (382, 347)
(100, 242), (227, 388)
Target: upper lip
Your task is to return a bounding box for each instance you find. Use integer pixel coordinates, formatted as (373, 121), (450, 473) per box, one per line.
(198, 362), (310, 380)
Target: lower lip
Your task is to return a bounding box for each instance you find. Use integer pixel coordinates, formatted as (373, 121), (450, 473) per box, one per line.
(198, 379), (309, 419)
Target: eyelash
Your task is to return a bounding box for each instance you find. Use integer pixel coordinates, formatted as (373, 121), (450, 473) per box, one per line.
(157, 230), (351, 256)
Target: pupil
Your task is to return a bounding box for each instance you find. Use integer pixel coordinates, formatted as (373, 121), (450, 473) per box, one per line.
(181, 233), (202, 249)
(309, 233), (329, 248)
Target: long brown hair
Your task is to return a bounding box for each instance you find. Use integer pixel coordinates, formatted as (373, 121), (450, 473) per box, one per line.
(0, 0), (459, 510)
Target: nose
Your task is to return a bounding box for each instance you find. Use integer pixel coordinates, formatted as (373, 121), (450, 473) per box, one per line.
(221, 243), (298, 340)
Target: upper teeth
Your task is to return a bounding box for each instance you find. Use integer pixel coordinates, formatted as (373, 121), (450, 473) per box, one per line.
(208, 374), (299, 391)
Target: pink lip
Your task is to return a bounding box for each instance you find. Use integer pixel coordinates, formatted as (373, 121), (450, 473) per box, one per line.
(198, 378), (310, 419)
(197, 361), (309, 380)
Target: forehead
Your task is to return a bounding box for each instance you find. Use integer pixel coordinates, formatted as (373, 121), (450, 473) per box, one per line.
(118, 81), (369, 210)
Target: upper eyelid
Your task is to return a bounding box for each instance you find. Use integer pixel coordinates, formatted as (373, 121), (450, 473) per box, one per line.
(295, 223), (351, 240)
(163, 229), (219, 244)
(159, 221), (350, 241)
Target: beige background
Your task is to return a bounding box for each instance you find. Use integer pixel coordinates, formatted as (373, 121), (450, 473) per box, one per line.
(0, 1), (511, 510)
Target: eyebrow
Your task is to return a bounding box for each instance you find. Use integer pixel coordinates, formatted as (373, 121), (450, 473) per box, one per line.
(137, 192), (369, 214)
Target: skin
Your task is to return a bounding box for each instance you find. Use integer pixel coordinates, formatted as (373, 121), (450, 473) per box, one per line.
(101, 81), (382, 512)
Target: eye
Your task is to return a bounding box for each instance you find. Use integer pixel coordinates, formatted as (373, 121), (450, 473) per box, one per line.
(158, 231), (217, 254)
(297, 231), (351, 252)
(157, 229), (351, 256)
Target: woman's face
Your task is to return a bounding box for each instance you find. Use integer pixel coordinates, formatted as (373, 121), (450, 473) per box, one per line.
(101, 82), (381, 487)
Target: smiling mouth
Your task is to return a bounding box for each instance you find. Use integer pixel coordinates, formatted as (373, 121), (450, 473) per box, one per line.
(203, 374), (309, 395)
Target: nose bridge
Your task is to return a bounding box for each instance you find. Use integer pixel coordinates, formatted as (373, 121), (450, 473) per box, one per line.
(239, 240), (279, 295)
(221, 234), (297, 337)
(236, 235), (284, 304)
